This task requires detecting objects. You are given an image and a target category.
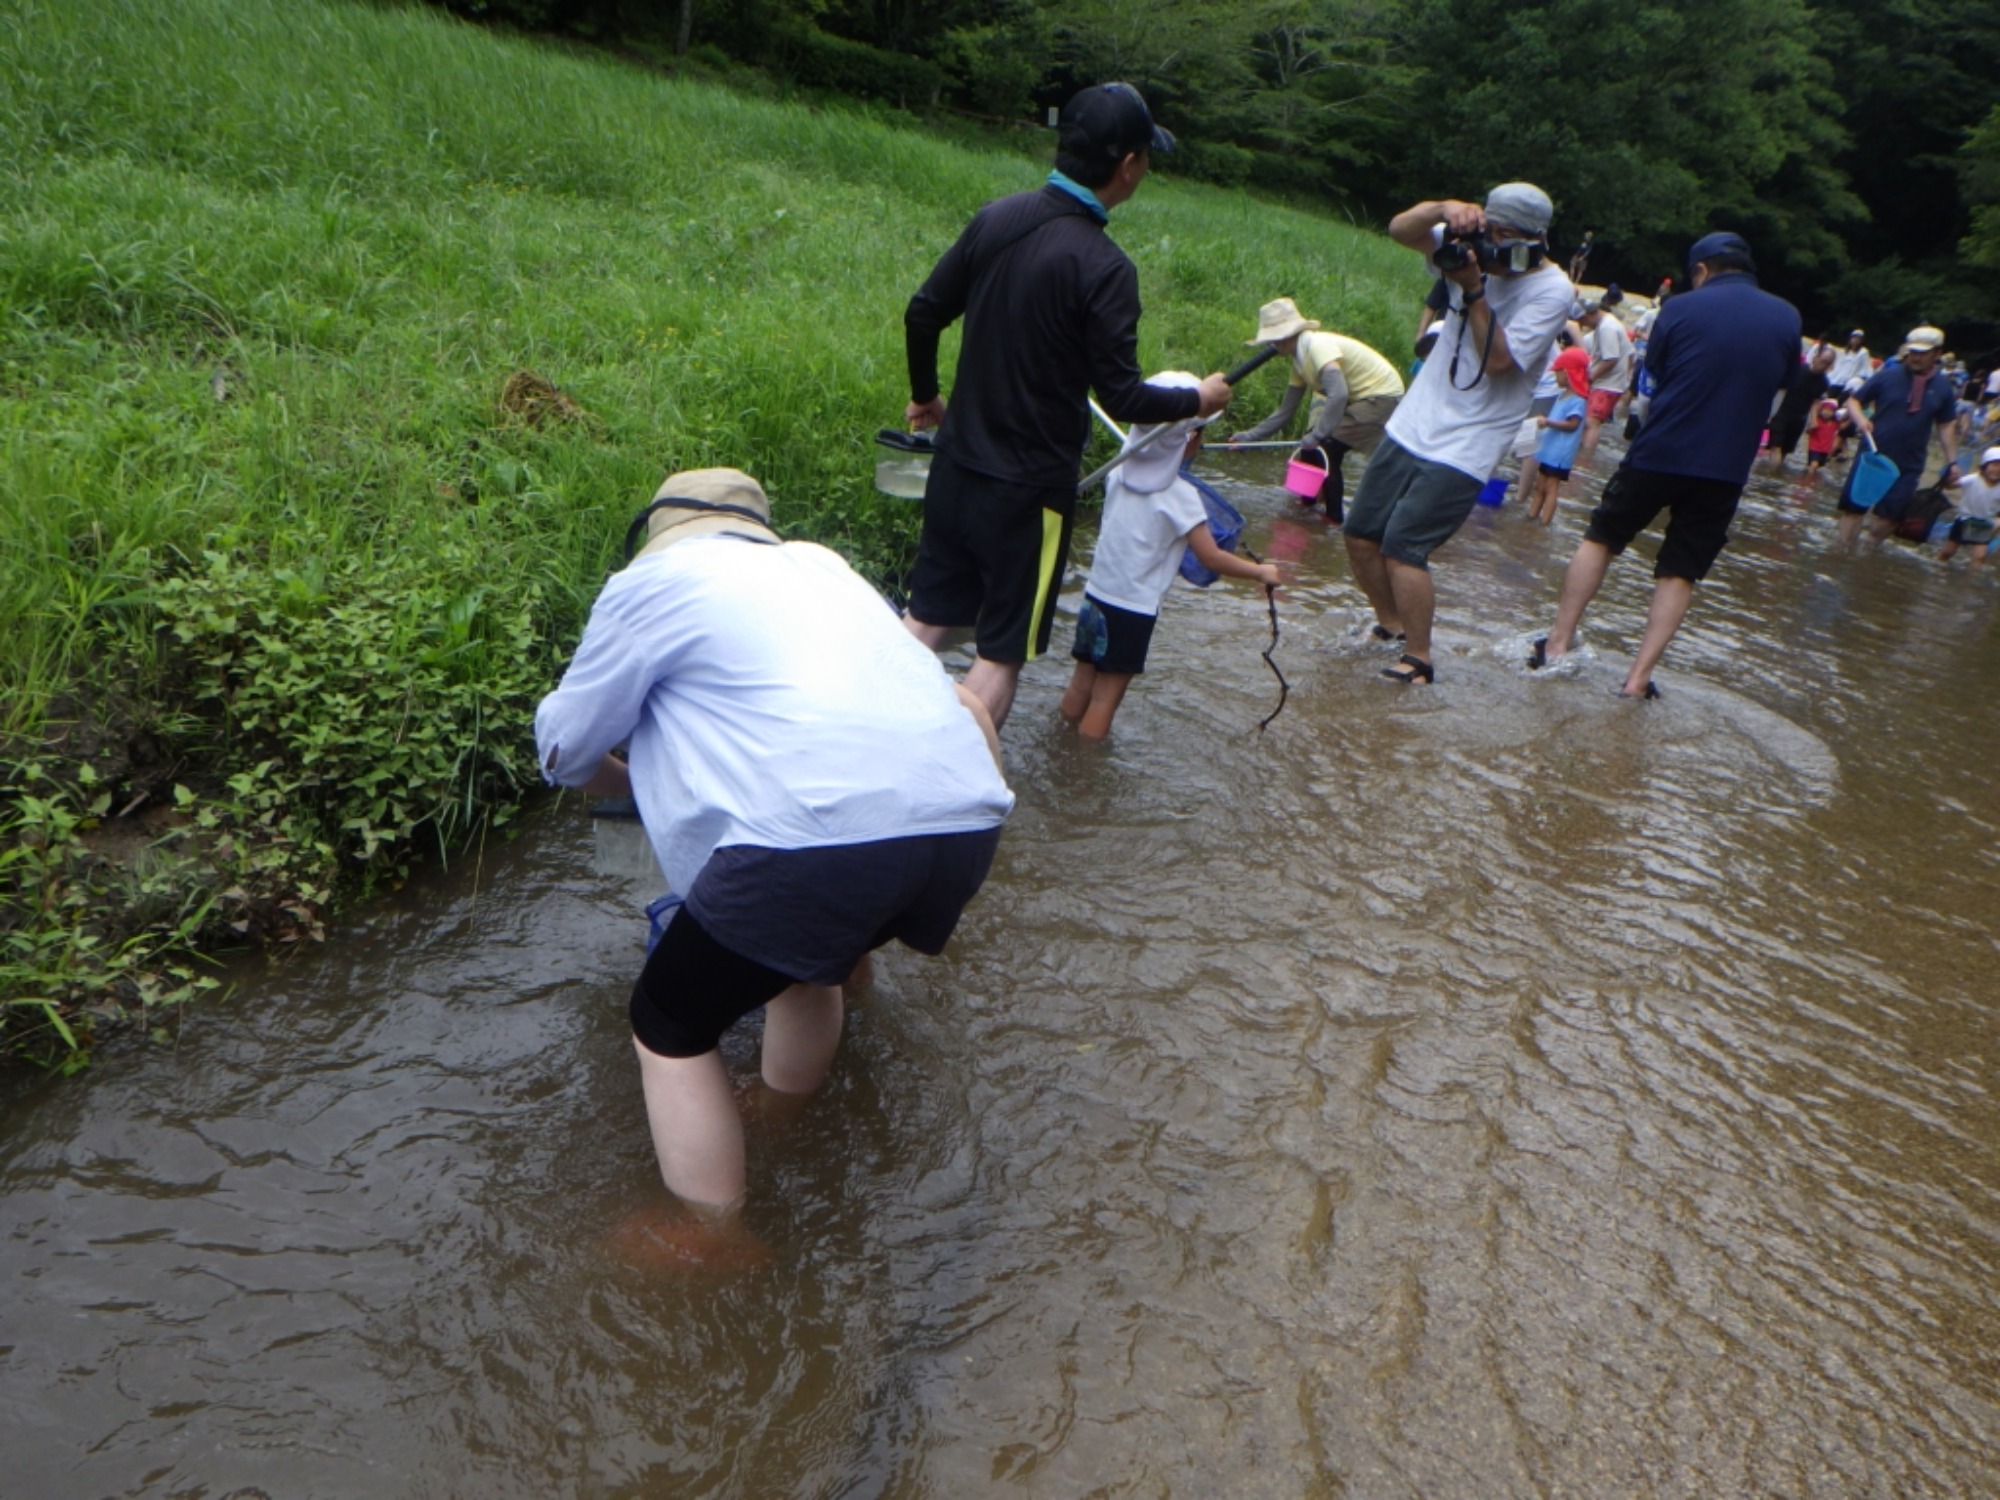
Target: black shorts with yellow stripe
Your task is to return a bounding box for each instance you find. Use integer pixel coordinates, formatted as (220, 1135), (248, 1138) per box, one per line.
(906, 449), (1075, 664)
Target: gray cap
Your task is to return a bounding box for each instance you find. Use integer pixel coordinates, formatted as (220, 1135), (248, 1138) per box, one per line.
(1485, 182), (1553, 235)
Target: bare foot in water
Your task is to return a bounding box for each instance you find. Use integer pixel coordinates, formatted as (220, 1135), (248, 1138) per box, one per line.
(605, 1202), (774, 1275)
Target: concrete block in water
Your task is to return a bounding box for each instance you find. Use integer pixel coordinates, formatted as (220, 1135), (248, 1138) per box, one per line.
(589, 797), (661, 880)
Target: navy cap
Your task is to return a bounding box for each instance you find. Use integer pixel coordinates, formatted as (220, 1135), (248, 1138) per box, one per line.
(1059, 83), (1175, 164)
(1687, 231), (1754, 275)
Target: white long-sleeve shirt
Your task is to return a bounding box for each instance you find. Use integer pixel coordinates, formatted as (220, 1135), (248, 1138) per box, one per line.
(535, 536), (1012, 895)
(1829, 346), (1873, 390)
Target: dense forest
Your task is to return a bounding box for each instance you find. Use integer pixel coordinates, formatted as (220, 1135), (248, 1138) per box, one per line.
(441, 0), (2000, 355)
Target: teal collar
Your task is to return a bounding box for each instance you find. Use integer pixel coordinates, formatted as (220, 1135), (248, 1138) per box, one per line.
(1047, 170), (1109, 223)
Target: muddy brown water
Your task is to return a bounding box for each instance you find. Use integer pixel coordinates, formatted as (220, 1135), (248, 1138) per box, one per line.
(6, 450), (2000, 1497)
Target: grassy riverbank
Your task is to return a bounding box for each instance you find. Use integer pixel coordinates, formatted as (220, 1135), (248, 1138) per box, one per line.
(0, 0), (1425, 1065)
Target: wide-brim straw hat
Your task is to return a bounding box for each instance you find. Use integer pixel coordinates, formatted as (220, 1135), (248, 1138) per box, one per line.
(1247, 297), (1319, 345)
(634, 468), (777, 560)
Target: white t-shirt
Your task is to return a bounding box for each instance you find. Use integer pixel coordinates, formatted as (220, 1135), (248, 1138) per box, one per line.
(1532, 346), (1562, 400)
(1829, 347), (1873, 389)
(1954, 472), (2000, 522)
(1587, 316), (1635, 392)
(534, 537), (1013, 895)
(1385, 232), (1576, 480)
(1084, 468), (1210, 617)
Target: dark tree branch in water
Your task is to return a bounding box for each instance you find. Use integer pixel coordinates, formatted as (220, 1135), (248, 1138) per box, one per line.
(1241, 545), (1286, 732)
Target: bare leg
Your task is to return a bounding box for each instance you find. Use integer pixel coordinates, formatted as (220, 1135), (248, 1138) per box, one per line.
(962, 655), (1023, 731)
(1059, 662), (1096, 724)
(1383, 557), (1436, 669)
(954, 683), (1003, 772)
(1077, 671), (1134, 738)
(1623, 576), (1695, 696)
(761, 982), (843, 1095)
(903, 612), (951, 649)
(1343, 533), (1403, 635)
(633, 1041), (748, 1213)
(1579, 412), (1604, 466)
(1836, 509), (1865, 547)
(1519, 453), (1541, 505)
(1971, 544), (1990, 567)
(1866, 514), (1893, 542)
(1544, 539), (1616, 658)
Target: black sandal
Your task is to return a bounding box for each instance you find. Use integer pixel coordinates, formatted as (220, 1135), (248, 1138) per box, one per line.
(1618, 681), (1662, 700)
(1369, 624), (1406, 643)
(1527, 636), (1549, 670)
(1381, 653), (1434, 685)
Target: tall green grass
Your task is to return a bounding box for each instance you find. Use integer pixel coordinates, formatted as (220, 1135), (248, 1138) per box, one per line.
(0, 0), (1425, 1062)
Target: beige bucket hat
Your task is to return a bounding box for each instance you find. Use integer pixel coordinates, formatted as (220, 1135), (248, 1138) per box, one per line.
(633, 468), (777, 561)
(1247, 297), (1320, 345)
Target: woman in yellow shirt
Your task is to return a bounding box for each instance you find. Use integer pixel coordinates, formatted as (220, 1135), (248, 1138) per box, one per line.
(1230, 297), (1405, 524)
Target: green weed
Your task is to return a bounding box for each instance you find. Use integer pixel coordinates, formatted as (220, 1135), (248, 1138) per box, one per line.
(0, 0), (1427, 1065)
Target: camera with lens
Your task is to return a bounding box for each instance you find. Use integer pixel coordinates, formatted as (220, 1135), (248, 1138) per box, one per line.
(1433, 233), (1485, 272)
(1435, 233), (1548, 275)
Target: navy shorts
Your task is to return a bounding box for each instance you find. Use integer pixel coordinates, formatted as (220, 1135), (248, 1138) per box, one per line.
(630, 828), (1004, 1058)
(1071, 593), (1158, 675)
(1584, 464), (1744, 582)
(1343, 437), (1485, 568)
(907, 449), (1075, 664)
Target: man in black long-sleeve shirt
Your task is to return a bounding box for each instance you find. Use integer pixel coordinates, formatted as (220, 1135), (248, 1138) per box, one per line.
(902, 82), (1231, 730)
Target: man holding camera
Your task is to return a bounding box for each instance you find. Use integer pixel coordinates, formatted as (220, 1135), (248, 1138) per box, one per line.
(1344, 183), (1573, 683)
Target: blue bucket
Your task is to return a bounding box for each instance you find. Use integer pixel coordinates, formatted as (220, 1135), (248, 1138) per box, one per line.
(1475, 476), (1509, 507)
(1851, 449), (1900, 509)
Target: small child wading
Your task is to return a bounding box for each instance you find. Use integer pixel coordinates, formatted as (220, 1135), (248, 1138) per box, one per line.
(1806, 399), (1842, 476)
(1938, 446), (2000, 566)
(1529, 347), (1591, 525)
(1063, 371), (1281, 738)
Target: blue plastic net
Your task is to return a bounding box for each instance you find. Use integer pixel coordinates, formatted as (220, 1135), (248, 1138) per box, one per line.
(1178, 470), (1245, 587)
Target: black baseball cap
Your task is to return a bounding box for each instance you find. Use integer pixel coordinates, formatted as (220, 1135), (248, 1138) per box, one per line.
(1059, 82), (1175, 164)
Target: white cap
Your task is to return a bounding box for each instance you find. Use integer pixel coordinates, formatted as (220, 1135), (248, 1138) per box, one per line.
(1982, 445), (2000, 467)
(1117, 372), (1210, 492)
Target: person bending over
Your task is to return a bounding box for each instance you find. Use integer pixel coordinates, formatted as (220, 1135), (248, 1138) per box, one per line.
(1228, 297), (1404, 526)
(535, 469), (1013, 1268)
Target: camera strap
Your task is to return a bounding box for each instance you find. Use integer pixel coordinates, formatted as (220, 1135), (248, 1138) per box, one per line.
(1446, 284), (1499, 391)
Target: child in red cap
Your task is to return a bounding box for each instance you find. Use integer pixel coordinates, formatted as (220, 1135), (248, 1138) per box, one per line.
(1528, 346), (1592, 524)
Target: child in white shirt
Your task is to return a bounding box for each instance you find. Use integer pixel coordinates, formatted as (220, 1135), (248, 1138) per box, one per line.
(1062, 372), (1280, 738)
(1938, 446), (2000, 566)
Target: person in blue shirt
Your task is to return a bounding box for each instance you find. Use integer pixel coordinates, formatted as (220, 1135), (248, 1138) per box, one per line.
(1529, 232), (1800, 698)
(1838, 326), (1962, 547)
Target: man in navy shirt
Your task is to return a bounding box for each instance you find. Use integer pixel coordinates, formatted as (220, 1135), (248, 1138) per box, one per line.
(1838, 325), (1961, 546)
(1530, 232), (1800, 698)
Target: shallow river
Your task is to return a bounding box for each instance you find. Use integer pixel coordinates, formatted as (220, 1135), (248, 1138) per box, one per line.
(6, 448), (2000, 1497)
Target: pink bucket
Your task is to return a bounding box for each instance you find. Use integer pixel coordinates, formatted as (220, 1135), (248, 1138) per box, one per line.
(1283, 448), (1330, 498)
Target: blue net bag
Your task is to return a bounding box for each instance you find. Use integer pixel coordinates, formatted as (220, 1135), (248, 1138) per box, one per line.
(1178, 470), (1245, 587)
